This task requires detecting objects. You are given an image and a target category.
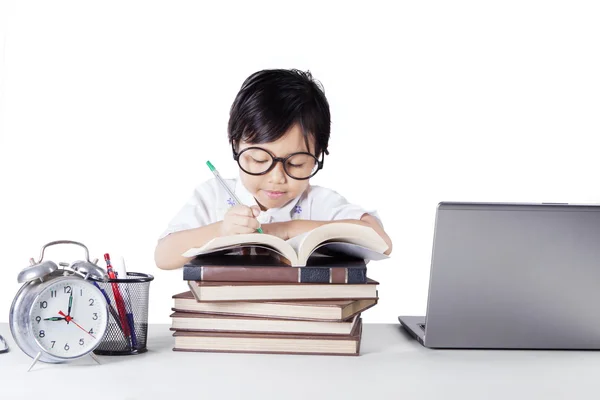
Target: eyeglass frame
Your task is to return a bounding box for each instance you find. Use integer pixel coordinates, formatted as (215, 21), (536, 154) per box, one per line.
(231, 142), (326, 180)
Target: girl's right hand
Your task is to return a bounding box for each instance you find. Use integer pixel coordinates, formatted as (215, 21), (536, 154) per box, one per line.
(220, 205), (262, 236)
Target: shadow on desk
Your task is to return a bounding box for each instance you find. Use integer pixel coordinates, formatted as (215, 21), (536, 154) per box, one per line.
(357, 323), (421, 356)
(95, 325), (175, 365)
(96, 323), (422, 363)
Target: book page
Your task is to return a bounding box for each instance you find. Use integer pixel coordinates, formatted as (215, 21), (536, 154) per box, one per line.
(310, 242), (390, 263)
(183, 234), (298, 265)
(286, 223), (389, 265)
(285, 231), (311, 254)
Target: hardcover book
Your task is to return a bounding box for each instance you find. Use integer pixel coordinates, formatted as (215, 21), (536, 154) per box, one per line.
(172, 291), (378, 321)
(170, 311), (360, 335)
(173, 318), (363, 356)
(183, 254), (368, 284)
(187, 279), (379, 302)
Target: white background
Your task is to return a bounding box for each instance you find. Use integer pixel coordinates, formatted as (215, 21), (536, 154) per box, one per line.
(0, 1), (599, 325)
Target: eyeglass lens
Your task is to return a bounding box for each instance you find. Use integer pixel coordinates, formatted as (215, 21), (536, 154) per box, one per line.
(238, 148), (318, 179)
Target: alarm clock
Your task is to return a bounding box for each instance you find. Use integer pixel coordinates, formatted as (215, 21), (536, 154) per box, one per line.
(9, 240), (110, 371)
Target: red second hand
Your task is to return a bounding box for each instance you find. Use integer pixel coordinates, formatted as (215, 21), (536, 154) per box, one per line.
(58, 311), (96, 339)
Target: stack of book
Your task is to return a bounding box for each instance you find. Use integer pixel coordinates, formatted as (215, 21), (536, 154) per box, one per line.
(170, 223), (389, 356)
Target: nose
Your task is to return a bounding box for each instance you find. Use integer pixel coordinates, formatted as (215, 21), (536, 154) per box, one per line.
(267, 160), (287, 184)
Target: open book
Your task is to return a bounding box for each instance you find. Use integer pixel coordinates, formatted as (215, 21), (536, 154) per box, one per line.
(181, 223), (390, 266)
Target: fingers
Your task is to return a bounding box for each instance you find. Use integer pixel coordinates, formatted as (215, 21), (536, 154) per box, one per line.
(220, 220), (256, 236)
(228, 215), (261, 230)
(222, 205), (262, 236)
(228, 205), (258, 218)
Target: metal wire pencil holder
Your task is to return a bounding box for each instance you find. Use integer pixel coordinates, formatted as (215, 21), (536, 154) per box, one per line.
(92, 272), (154, 355)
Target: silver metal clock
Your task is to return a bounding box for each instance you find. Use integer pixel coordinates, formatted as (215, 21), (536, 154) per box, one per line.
(9, 240), (110, 371)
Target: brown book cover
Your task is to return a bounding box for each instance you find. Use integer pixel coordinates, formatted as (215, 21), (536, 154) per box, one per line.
(172, 291), (378, 321)
(170, 311), (360, 335)
(187, 279), (379, 302)
(183, 254), (368, 284)
(173, 318), (363, 356)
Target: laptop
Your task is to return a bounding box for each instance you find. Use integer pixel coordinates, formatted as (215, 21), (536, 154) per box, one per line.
(398, 201), (600, 349)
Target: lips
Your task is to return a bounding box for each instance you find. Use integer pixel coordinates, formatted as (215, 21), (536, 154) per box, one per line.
(263, 190), (286, 199)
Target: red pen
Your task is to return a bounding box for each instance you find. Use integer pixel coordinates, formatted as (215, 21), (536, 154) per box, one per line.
(104, 253), (131, 340)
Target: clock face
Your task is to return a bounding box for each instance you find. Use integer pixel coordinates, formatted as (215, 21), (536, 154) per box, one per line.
(29, 278), (108, 358)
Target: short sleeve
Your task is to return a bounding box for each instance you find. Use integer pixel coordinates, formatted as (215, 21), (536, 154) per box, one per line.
(157, 180), (218, 240)
(308, 186), (383, 226)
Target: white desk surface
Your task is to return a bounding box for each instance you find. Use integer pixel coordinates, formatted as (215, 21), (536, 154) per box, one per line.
(1, 322), (598, 399)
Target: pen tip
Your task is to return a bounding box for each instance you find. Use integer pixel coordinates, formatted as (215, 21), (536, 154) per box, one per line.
(206, 161), (215, 171)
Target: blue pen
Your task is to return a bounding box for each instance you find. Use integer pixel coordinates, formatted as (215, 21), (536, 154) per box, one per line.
(114, 257), (138, 348)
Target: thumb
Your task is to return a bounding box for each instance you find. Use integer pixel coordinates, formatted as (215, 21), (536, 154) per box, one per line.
(251, 206), (261, 217)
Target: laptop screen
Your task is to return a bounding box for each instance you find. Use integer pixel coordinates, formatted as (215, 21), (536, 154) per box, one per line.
(423, 202), (600, 349)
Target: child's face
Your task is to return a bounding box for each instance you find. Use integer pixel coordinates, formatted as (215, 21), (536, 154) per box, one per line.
(238, 124), (315, 211)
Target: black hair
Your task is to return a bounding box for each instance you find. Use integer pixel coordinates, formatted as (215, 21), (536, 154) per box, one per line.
(228, 69), (331, 157)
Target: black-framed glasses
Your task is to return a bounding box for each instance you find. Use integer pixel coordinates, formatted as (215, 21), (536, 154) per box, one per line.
(232, 144), (325, 180)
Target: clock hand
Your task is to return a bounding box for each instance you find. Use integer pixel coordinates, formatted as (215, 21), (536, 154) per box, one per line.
(67, 292), (73, 324)
(44, 317), (66, 321)
(58, 311), (96, 339)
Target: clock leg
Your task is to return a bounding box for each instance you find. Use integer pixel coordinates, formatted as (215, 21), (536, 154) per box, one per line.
(90, 352), (101, 365)
(27, 352), (42, 372)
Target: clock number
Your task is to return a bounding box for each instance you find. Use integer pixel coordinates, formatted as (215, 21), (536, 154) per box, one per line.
(64, 286), (72, 294)
(89, 328), (94, 335)
(35, 316), (41, 324)
(39, 330), (45, 338)
(79, 338), (84, 346)
(89, 299), (94, 306)
(50, 290), (57, 298)
(64, 343), (70, 351)
(40, 301), (48, 309)
(92, 313), (98, 320)
(51, 341), (56, 348)
(80, 288), (83, 296)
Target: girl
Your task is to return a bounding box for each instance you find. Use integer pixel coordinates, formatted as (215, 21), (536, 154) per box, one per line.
(155, 69), (392, 270)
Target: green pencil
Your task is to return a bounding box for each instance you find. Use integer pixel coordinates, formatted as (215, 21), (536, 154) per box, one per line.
(206, 160), (264, 234)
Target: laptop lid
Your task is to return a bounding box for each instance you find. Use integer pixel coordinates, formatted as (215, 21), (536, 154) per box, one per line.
(423, 202), (600, 349)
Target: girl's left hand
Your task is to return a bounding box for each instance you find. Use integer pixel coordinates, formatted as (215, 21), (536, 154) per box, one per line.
(261, 221), (292, 240)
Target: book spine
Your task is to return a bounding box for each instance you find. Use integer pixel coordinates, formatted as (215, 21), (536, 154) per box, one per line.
(183, 266), (367, 284)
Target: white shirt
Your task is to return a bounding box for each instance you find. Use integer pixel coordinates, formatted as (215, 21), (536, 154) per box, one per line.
(159, 178), (381, 240)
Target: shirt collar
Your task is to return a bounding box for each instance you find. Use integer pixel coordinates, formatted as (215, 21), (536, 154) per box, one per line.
(234, 178), (303, 217)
